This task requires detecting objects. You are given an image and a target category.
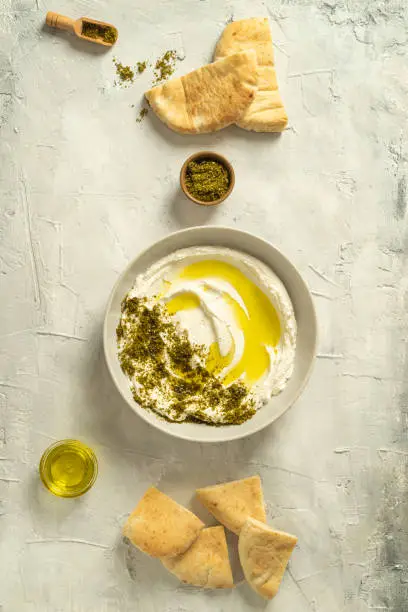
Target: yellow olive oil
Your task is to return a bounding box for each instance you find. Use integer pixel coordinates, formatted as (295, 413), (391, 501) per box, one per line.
(39, 440), (98, 498)
(165, 259), (281, 386)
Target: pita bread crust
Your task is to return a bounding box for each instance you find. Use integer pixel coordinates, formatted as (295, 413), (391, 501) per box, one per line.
(256, 66), (278, 91)
(238, 89), (288, 132)
(123, 487), (204, 558)
(146, 78), (193, 133)
(239, 517), (297, 599)
(196, 476), (266, 535)
(215, 17), (274, 66)
(162, 526), (234, 589)
(145, 51), (257, 134)
(214, 18), (287, 132)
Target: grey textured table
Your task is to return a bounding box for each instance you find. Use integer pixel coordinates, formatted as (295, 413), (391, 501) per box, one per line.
(1, 1), (407, 610)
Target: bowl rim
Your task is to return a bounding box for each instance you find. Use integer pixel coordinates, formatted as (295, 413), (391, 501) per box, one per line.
(180, 151), (235, 206)
(103, 226), (317, 443)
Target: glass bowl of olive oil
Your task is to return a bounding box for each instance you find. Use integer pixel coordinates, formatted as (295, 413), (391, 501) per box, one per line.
(39, 440), (98, 498)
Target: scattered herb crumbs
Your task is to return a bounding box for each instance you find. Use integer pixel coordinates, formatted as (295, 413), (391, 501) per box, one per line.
(113, 58), (135, 86)
(153, 50), (177, 85)
(113, 52), (179, 88)
(136, 108), (148, 123)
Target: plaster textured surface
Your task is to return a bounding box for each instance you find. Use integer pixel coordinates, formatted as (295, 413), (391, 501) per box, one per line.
(1, 0), (408, 610)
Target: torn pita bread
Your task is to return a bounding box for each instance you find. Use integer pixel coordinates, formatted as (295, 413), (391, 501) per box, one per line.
(123, 487), (204, 558)
(239, 517), (297, 599)
(145, 50), (257, 134)
(162, 526), (234, 589)
(196, 476), (266, 535)
(214, 18), (288, 132)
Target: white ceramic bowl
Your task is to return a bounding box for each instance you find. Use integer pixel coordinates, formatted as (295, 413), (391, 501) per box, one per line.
(103, 227), (317, 443)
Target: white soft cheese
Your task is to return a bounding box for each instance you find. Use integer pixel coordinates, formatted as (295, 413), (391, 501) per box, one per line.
(120, 247), (297, 423)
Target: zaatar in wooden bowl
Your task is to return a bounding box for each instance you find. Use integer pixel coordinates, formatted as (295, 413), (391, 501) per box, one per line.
(180, 152), (235, 206)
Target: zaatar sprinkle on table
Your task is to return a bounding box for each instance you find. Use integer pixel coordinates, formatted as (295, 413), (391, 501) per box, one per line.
(113, 51), (179, 89)
(113, 59), (135, 86)
(153, 50), (177, 85)
(136, 108), (148, 123)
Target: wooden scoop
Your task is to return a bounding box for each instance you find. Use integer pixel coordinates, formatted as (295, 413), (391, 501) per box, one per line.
(46, 12), (118, 47)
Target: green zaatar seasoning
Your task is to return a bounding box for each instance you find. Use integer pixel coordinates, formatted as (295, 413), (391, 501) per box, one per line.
(82, 22), (117, 44)
(153, 50), (177, 85)
(136, 108), (148, 123)
(185, 159), (230, 202)
(103, 27), (117, 44)
(113, 59), (135, 86)
(112, 51), (179, 89)
(113, 59), (147, 87)
(117, 296), (255, 425)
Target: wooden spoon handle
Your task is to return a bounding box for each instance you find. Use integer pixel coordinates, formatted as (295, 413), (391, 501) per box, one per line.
(46, 12), (75, 32)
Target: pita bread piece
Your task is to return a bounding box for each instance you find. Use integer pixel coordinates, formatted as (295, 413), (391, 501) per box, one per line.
(239, 517), (297, 599)
(162, 526), (234, 589)
(196, 475), (266, 535)
(214, 18), (287, 132)
(123, 487), (204, 558)
(145, 50), (257, 134)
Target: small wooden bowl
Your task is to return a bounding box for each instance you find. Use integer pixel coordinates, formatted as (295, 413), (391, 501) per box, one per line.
(180, 151), (235, 206)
